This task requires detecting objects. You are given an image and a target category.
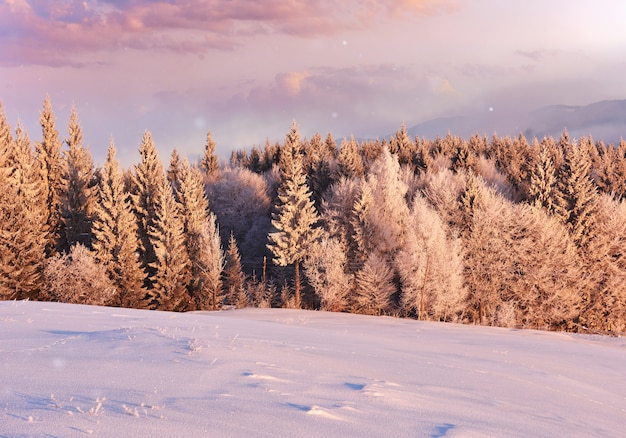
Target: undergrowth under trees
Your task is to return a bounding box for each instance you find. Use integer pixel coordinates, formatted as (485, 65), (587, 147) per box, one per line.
(2, 97), (626, 334)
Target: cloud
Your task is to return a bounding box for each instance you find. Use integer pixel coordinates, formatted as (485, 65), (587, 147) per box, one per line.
(0, 0), (458, 66)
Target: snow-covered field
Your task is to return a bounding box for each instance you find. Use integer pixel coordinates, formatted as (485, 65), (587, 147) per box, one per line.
(1, 301), (625, 437)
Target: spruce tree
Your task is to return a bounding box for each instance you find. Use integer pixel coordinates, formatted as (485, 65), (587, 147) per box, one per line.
(223, 233), (247, 308)
(267, 122), (323, 307)
(147, 177), (191, 310)
(200, 130), (220, 179)
(528, 144), (564, 216)
(176, 158), (224, 310)
(130, 131), (168, 289)
(35, 95), (65, 255)
(353, 252), (396, 316)
(4, 122), (48, 300)
(59, 107), (96, 251)
(92, 141), (145, 308)
(336, 136), (364, 180)
(560, 140), (599, 248)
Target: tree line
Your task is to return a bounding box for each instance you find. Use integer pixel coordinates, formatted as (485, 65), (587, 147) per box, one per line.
(1, 96), (625, 334)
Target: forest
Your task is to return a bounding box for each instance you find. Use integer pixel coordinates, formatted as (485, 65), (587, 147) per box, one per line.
(1, 96), (625, 334)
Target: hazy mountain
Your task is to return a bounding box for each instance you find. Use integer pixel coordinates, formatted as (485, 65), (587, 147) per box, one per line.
(403, 99), (626, 144)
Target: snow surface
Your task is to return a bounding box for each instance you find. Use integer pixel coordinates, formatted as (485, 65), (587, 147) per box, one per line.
(1, 300), (625, 437)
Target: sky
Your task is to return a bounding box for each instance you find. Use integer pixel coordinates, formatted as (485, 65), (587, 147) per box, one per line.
(1, 0), (626, 166)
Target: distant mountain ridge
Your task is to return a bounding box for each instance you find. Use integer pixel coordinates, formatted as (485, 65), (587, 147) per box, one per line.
(401, 99), (626, 144)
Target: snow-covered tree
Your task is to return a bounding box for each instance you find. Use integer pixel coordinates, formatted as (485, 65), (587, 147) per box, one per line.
(353, 252), (396, 316)
(396, 195), (465, 321)
(42, 244), (116, 306)
(35, 95), (65, 255)
(0, 113), (48, 301)
(147, 177), (191, 311)
(59, 107), (97, 252)
(130, 131), (168, 289)
(200, 130), (220, 179)
(303, 236), (353, 312)
(176, 158), (224, 310)
(267, 122), (323, 307)
(352, 147), (410, 262)
(92, 141), (145, 308)
(223, 233), (247, 308)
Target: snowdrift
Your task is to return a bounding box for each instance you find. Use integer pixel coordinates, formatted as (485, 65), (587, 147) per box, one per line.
(1, 300), (625, 437)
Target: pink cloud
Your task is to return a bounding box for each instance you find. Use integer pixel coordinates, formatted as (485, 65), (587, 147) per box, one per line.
(0, 0), (457, 66)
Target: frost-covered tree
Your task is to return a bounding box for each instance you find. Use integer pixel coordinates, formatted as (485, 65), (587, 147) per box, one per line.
(92, 141), (145, 308)
(200, 130), (220, 179)
(223, 233), (247, 308)
(59, 107), (97, 252)
(42, 244), (116, 306)
(147, 177), (191, 311)
(303, 236), (353, 312)
(352, 147), (410, 262)
(336, 136), (364, 179)
(529, 144), (563, 215)
(130, 131), (168, 289)
(267, 122), (323, 307)
(389, 122), (414, 166)
(0, 122), (49, 300)
(176, 158), (224, 310)
(205, 166), (272, 266)
(560, 139), (599, 248)
(35, 95), (65, 255)
(396, 195), (465, 321)
(353, 252), (396, 316)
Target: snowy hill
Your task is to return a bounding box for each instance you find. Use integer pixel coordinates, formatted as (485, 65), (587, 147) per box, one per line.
(1, 301), (625, 437)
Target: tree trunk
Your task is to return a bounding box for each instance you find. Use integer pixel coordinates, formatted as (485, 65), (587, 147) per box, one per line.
(294, 260), (301, 308)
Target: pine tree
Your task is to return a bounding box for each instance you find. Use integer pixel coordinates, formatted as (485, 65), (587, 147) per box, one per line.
(167, 148), (182, 192)
(528, 144), (564, 216)
(130, 131), (168, 289)
(147, 177), (191, 311)
(0, 121), (48, 299)
(176, 158), (224, 310)
(560, 139), (599, 248)
(223, 233), (247, 308)
(336, 136), (364, 179)
(59, 107), (96, 252)
(92, 141), (145, 308)
(200, 130), (220, 179)
(35, 95), (65, 255)
(389, 122), (414, 166)
(353, 252), (396, 316)
(267, 122), (323, 307)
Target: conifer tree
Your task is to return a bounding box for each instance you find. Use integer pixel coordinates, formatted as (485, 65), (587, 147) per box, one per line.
(389, 122), (414, 166)
(92, 141), (145, 308)
(176, 158), (224, 310)
(200, 130), (220, 179)
(223, 233), (247, 308)
(167, 148), (182, 192)
(59, 107), (96, 251)
(0, 115), (46, 300)
(528, 144), (563, 215)
(35, 95), (65, 255)
(147, 177), (191, 310)
(130, 131), (168, 289)
(336, 136), (364, 179)
(267, 122), (323, 307)
(353, 252), (396, 316)
(1, 121), (48, 300)
(560, 140), (599, 248)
